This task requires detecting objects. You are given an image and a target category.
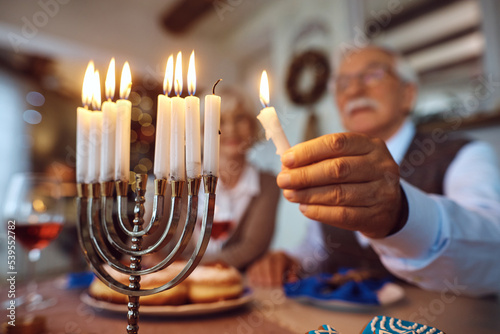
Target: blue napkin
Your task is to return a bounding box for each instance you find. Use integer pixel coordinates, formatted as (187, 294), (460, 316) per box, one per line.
(284, 269), (391, 305)
(66, 271), (95, 289)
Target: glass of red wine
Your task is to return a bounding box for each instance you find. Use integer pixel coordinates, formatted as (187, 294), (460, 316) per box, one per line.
(3, 173), (64, 311)
(210, 206), (235, 251)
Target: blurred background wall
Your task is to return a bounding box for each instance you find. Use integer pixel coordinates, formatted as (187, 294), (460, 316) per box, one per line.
(0, 0), (499, 278)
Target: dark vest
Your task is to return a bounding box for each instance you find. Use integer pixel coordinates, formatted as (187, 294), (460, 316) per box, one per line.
(319, 131), (471, 274)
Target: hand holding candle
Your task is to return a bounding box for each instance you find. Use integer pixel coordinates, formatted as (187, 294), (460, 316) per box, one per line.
(257, 70), (290, 156)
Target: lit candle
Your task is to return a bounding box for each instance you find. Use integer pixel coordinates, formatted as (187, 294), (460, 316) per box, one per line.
(76, 61), (93, 184)
(88, 70), (102, 183)
(203, 79), (221, 177)
(100, 58), (117, 182)
(170, 51), (186, 181)
(154, 55), (173, 180)
(185, 51), (201, 179)
(257, 70), (290, 155)
(115, 62), (132, 182)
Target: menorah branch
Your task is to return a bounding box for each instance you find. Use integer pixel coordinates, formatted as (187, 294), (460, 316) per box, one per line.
(77, 175), (217, 334)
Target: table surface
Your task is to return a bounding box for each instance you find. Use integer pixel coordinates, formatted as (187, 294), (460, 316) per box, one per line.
(1, 276), (499, 334)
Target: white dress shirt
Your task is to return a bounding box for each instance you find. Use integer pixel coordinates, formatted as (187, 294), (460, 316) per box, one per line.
(288, 120), (500, 296)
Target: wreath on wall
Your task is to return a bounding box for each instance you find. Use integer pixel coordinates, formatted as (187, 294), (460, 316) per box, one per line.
(285, 49), (331, 106)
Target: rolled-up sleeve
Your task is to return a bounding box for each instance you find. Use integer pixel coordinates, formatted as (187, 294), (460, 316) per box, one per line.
(369, 142), (500, 296)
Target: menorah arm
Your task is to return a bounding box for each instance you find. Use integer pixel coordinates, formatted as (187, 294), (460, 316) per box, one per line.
(114, 179), (170, 238)
(129, 191), (214, 295)
(115, 181), (134, 235)
(85, 194), (167, 275)
(77, 195), (131, 293)
(130, 192), (199, 275)
(100, 194), (181, 257)
(77, 180), (215, 297)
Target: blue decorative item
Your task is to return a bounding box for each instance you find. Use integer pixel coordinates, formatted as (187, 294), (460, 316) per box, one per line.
(306, 324), (339, 334)
(362, 315), (445, 334)
(284, 269), (391, 306)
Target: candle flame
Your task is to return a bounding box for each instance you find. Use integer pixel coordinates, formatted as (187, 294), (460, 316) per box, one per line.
(82, 61), (95, 107)
(120, 61), (132, 100)
(163, 55), (174, 95)
(260, 70), (270, 108)
(105, 58), (115, 101)
(32, 199), (47, 213)
(187, 50), (196, 96)
(92, 70), (102, 111)
(174, 51), (183, 96)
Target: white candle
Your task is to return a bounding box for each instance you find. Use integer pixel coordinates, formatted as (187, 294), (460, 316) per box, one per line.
(171, 97), (186, 181)
(88, 111), (102, 183)
(76, 107), (91, 183)
(203, 83), (221, 177)
(88, 70), (102, 183)
(185, 51), (201, 179)
(170, 52), (186, 181)
(76, 61), (94, 184)
(100, 58), (117, 182)
(154, 55), (173, 180)
(257, 70), (290, 156)
(115, 62), (132, 182)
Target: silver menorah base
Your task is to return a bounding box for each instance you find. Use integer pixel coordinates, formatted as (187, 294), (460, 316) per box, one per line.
(76, 174), (216, 334)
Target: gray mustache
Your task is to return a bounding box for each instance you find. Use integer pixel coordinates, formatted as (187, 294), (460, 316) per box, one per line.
(345, 98), (380, 115)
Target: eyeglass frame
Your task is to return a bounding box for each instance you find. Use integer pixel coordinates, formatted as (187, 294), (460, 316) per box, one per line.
(333, 63), (399, 93)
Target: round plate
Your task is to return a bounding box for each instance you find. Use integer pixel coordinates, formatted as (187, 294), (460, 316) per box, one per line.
(80, 289), (254, 316)
(294, 282), (405, 311)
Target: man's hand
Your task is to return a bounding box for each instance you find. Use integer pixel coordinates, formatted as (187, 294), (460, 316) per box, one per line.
(277, 133), (404, 239)
(246, 251), (300, 287)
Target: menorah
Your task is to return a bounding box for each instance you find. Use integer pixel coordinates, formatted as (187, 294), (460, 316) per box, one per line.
(75, 53), (221, 333)
(76, 175), (216, 333)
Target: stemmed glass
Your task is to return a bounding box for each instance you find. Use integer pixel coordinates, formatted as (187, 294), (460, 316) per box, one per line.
(209, 205), (235, 251)
(3, 173), (65, 311)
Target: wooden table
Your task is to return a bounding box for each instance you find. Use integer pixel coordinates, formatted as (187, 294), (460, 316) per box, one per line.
(1, 277), (499, 333)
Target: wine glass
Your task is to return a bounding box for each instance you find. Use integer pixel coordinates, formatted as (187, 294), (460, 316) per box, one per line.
(3, 173), (65, 311)
(209, 205), (235, 251)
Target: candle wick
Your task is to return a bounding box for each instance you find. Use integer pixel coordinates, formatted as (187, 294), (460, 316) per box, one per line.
(176, 79), (182, 97)
(212, 79), (222, 95)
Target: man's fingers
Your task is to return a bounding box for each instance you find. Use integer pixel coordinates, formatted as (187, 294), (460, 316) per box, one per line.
(281, 133), (375, 168)
(283, 182), (379, 207)
(299, 203), (400, 238)
(277, 155), (381, 189)
(298, 205), (372, 232)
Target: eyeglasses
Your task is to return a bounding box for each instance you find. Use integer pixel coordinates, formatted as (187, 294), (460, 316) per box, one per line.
(334, 65), (396, 92)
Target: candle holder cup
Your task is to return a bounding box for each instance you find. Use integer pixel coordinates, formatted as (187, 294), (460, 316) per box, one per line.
(77, 173), (216, 334)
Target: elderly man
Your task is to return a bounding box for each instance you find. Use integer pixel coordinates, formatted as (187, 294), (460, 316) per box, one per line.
(248, 45), (500, 296)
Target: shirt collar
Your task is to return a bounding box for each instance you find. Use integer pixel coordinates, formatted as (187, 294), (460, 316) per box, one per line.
(385, 119), (416, 164)
(218, 163), (260, 197)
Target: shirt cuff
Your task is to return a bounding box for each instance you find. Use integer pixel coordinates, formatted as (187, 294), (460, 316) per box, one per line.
(369, 180), (441, 259)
